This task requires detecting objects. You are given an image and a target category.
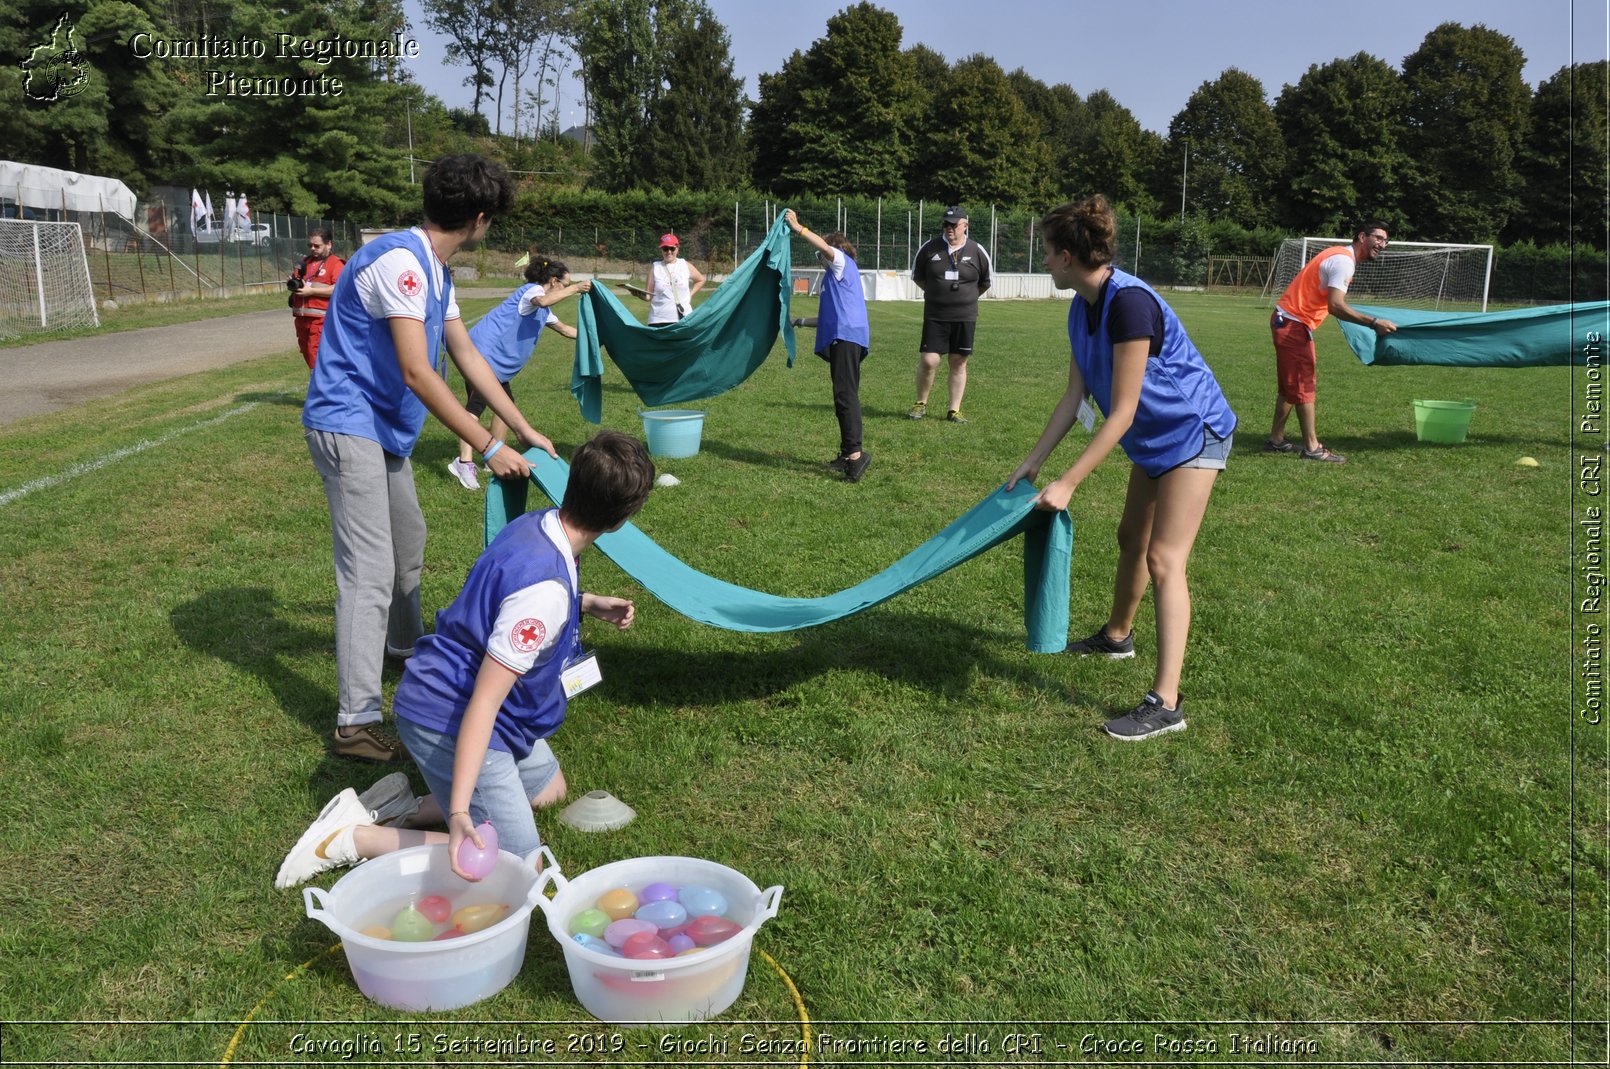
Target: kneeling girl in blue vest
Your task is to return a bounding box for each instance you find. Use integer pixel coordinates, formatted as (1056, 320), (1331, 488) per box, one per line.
(276, 431), (655, 888)
(1008, 195), (1236, 743)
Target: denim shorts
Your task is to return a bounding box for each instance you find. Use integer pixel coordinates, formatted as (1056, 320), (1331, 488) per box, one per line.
(396, 717), (559, 859)
(1177, 427), (1234, 471)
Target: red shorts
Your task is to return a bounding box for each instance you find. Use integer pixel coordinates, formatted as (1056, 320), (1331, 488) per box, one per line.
(1271, 312), (1316, 404)
(295, 316), (324, 370)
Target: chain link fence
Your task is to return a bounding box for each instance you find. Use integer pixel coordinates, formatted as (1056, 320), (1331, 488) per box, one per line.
(3, 191), (358, 305)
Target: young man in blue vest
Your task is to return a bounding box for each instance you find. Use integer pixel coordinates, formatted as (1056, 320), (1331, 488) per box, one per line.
(302, 154), (558, 764)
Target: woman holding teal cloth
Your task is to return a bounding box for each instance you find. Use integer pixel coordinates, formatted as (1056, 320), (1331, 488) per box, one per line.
(1009, 194), (1236, 741)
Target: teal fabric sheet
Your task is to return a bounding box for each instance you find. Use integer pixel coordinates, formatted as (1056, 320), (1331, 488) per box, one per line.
(570, 217), (798, 423)
(1340, 301), (1610, 367)
(486, 450), (1074, 652)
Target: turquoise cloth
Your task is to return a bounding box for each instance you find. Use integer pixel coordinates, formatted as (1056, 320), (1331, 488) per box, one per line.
(1340, 301), (1610, 367)
(571, 217), (798, 423)
(487, 450), (1074, 653)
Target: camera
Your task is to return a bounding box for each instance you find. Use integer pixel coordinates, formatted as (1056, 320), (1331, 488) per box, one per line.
(286, 276), (305, 292)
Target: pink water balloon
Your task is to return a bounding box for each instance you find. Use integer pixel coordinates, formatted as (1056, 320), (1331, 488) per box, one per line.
(455, 821), (499, 879)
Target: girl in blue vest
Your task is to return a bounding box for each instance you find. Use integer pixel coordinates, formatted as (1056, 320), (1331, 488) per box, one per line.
(447, 256), (592, 490)
(1009, 195), (1236, 741)
(784, 209), (873, 482)
(276, 432), (655, 888)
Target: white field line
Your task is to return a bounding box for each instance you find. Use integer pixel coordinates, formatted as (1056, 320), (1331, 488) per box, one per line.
(0, 402), (262, 508)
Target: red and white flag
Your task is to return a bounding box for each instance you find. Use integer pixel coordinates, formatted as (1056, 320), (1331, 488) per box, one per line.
(190, 188), (205, 233)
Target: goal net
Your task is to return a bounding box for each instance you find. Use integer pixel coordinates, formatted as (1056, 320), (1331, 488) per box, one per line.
(1261, 237), (1492, 312)
(0, 219), (100, 337)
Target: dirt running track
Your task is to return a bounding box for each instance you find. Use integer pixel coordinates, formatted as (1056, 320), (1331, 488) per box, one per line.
(0, 290), (513, 427)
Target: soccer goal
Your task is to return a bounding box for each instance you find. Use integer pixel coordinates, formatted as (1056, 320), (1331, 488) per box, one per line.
(1261, 237), (1493, 312)
(0, 218), (100, 336)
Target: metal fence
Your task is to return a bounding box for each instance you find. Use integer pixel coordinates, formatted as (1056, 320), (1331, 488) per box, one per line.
(2, 193), (358, 305)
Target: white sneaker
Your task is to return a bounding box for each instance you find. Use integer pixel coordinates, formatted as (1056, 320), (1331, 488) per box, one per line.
(447, 458), (480, 491)
(274, 788), (373, 889)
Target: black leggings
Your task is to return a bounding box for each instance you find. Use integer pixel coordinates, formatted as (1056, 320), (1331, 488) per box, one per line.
(823, 340), (867, 455)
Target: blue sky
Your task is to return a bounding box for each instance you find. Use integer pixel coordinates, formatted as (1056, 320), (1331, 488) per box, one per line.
(398, 0), (1607, 136)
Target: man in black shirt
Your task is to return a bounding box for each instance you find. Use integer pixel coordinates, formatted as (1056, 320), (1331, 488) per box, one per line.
(908, 205), (992, 423)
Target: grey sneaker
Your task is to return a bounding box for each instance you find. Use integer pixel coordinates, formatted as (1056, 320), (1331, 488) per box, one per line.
(1104, 692), (1186, 741)
(1300, 444), (1347, 464)
(1066, 627), (1135, 659)
(906, 401), (927, 420)
(447, 457), (481, 490)
(1262, 438), (1298, 454)
(358, 771), (420, 827)
(945, 410), (969, 424)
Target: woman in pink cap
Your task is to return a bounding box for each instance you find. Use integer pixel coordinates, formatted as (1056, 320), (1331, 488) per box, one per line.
(645, 232), (706, 326)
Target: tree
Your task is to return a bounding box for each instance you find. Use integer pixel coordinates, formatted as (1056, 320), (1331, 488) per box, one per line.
(571, 0), (657, 191)
(420, 0), (500, 122)
(1505, 61), (1608, 248)
(1400, 22), (1530, 242)
(747, 2), (920, 197)
(1074, 90), (1164, 215)
(1166, 68), (1286, 228)
(633, 5), (746, 189)
(1, 0), (184, 188)
(909, 54), (1050, 206)
(1272, 53), (1408, 234)
(1006, 68), (1082, 200)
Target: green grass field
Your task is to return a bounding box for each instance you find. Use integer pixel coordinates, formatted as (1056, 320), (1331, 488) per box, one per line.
(0, 289), (1601, 1065)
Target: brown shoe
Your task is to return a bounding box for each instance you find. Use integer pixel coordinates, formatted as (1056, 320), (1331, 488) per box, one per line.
(332, 723), (411, 764)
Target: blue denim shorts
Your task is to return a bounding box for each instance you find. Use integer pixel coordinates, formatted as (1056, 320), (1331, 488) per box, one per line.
(396, 717), (559, 859)
(1177, 427), (1233, 471)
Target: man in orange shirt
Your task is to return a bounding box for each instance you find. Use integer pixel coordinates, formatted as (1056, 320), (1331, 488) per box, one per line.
(288, 228), (344, 370)
(1265, 222), (1397, 463)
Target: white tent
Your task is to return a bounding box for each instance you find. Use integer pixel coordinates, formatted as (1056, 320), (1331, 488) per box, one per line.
(0, 160), (137, 221)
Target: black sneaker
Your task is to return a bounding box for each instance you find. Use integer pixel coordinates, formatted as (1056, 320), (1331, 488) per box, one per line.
(1065, 627), (1135, 659)
(1103, 692), (1186, 741)
(826, 455), (851, 474)
(1300, 444), (1347, 464)
(845, 452), (872, 483)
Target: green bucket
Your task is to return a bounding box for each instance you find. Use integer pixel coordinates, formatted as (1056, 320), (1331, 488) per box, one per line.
(1412, 399), (1477, 444)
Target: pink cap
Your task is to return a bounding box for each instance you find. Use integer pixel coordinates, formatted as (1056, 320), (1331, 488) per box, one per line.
(659, 233), (679, 248)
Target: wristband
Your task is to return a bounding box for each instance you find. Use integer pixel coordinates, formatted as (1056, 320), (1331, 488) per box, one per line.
(482, 440), (504, 462)
(450, 809), (470, 818)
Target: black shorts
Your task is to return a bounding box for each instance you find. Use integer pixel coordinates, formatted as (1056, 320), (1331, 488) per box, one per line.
(920, 319), (976, 356)
(465, 378), (514, 417)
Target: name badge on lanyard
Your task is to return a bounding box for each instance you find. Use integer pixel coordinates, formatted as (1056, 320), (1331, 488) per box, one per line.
(560, 649), (602, 698)
(1076, 397), (1098, 433)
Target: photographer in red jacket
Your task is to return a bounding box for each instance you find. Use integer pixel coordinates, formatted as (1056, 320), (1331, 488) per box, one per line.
(288, 228), (345, 369)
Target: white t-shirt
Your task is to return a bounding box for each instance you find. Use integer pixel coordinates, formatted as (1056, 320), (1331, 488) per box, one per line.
(649, 259), (691, 324)
(1317, 250), (1356, 293)
(354, 226), (462, 324)
(821, 247), (846, 281)
(485, 511), (575, 675)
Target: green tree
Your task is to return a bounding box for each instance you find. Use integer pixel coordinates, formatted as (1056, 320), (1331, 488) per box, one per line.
(1273, 53), (1409, 234)
(633, 5), (746, 190)
(420, 0), (500, 122)
(571, 0), (656, 191)
(746, 2), (920, 197)
(1074, 90), (1164, 215)
(155, 0), (416, 222)
(1, 1), (184, 188)
(1505, 61), (1608, 248)
(1006, 68), (1081, 202)
(1400, 22), (1530, 241)
(909, 54), (1049, 206)
(1166, 68), (1285, 228)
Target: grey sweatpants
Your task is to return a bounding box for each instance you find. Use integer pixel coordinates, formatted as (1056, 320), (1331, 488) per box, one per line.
(306, 429), (426, 729)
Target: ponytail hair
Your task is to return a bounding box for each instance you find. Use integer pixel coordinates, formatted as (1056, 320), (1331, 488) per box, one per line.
(1040, 194), (1117, 268)
(524, 253), (570, 285)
